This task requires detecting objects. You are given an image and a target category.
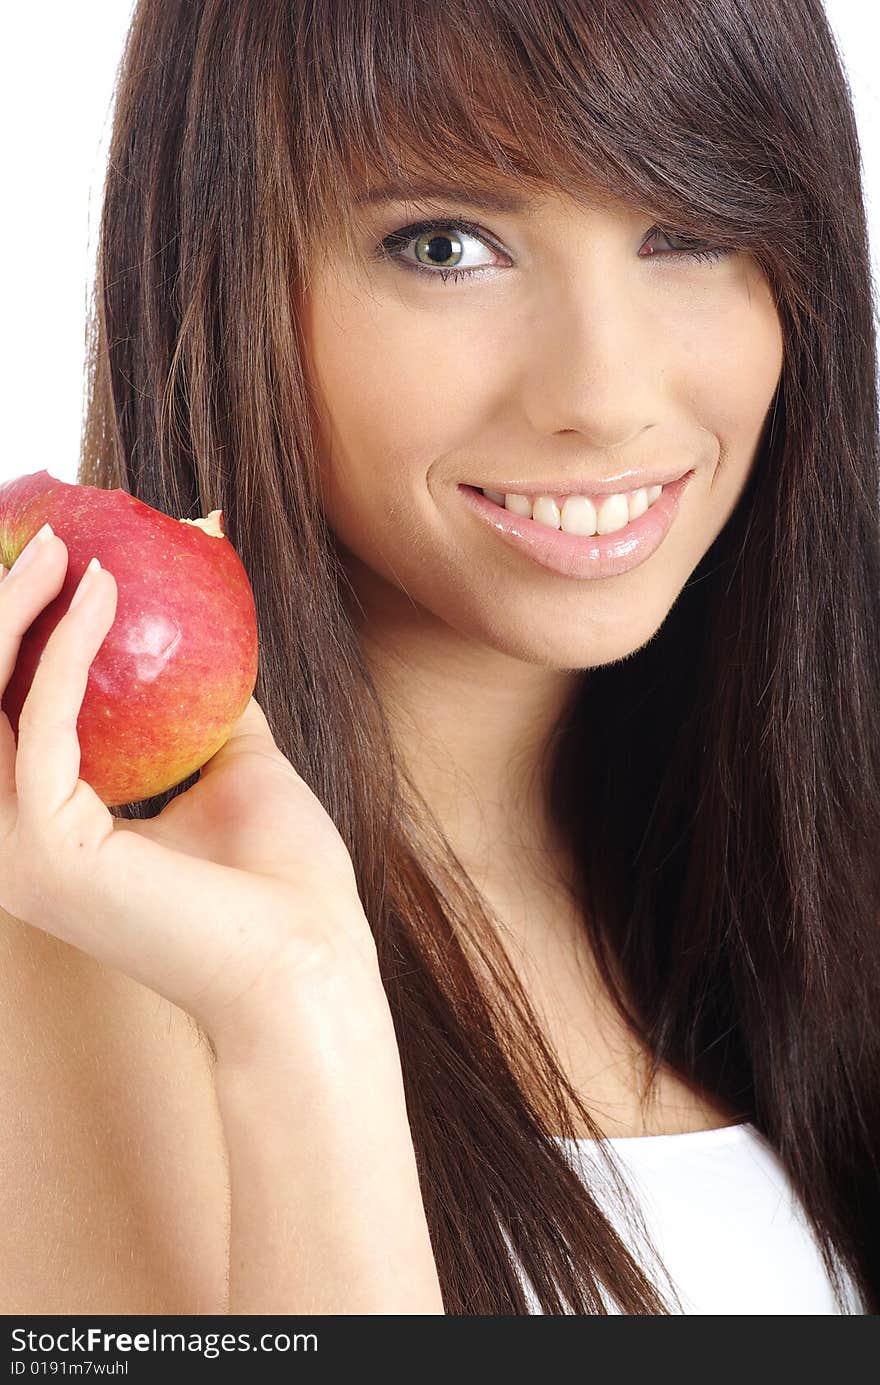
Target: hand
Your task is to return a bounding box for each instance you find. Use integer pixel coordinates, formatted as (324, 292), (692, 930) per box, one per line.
(0, 527), (380, 1056)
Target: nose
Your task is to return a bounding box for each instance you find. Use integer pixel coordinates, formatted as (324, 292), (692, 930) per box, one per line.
(520, 273), (661, 451)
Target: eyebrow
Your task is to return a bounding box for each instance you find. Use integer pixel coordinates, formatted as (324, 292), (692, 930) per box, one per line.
(353, 181), (542, 213)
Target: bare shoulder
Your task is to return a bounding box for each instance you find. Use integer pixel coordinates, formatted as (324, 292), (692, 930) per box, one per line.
(0, 906), (229, 1313)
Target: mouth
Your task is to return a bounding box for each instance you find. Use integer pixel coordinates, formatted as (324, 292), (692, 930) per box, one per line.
(469, 479), (670, 536)
(457, 470), (696, 581)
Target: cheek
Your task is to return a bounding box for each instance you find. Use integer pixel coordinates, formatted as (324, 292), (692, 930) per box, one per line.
(303, 285), (503, 572)
(301, 291), (440, 583)
(672, 264), (784, 495)
(306, 280), (404, 460)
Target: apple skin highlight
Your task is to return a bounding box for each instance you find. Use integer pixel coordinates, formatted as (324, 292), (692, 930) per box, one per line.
(0, 470), (259, 808)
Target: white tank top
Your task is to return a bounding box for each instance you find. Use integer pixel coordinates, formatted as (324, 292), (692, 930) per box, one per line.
(509, 1121), (865, 1313)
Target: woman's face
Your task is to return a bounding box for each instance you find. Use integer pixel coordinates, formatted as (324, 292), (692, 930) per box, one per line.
(303, 184), (783, 669)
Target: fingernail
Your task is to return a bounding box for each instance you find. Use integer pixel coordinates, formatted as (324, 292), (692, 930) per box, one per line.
(70, 556), (102, 610)
(8, 522), (55, 578)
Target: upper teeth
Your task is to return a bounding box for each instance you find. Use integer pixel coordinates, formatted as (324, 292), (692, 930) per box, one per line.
(480, 485), (664, 536)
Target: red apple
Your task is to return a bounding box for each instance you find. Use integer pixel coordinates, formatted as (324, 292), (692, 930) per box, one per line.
(0, 470), (259, 807)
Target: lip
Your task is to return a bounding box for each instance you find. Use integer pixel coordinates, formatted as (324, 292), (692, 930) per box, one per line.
(469, 468), (691, 499)
(457, 470), (696, 580)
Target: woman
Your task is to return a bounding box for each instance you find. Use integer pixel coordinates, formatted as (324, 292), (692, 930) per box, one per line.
(1, 0), (877, 1314)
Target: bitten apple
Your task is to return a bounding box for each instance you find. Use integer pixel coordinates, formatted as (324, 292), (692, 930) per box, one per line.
(0, 470), (259, 807)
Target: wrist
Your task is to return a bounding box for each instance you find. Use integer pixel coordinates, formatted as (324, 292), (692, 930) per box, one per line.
(209, 929), (397, 1076)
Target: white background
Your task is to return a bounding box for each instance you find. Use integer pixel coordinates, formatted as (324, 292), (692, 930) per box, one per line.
(0, 1), (877, 488)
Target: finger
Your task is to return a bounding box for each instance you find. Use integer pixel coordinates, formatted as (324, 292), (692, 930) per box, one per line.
(0, 528), (71, 808)
(15, 550), (118, 824)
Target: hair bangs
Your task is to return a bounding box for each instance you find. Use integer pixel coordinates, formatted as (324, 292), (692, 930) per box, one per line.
(290, 0), (806, 314)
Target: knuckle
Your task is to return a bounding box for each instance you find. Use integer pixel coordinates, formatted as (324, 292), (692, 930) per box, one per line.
(18, 703), (64, 737)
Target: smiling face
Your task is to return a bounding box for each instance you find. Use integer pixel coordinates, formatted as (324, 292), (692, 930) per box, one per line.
(302, 183), (783, 670)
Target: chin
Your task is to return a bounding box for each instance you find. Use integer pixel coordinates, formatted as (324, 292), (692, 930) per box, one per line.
(461, 566), (685, 669)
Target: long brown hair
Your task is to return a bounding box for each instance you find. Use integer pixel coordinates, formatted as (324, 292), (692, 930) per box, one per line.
(78, 0), (880, 1313)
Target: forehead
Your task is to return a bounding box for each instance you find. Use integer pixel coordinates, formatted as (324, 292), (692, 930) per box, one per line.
(354, 179), (542, 214)
(350, 175), (634, 216)
(342, 115), (621, 211)
(348, 172), (633, 221)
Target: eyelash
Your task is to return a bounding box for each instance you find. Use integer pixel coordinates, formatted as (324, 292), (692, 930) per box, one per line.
(376, 215), (732, 285)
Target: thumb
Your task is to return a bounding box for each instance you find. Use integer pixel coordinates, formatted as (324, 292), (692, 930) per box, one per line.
(197, 695), (286, 780)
